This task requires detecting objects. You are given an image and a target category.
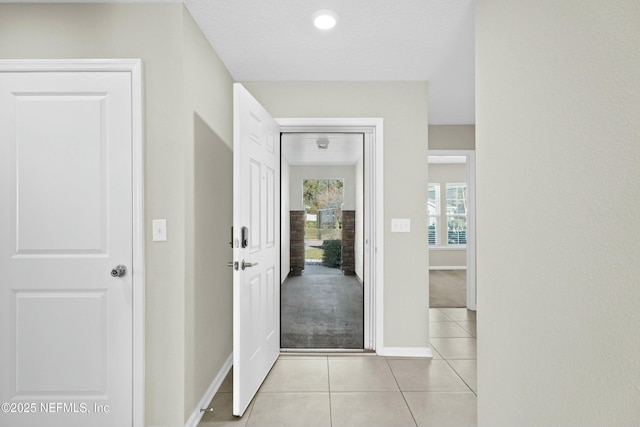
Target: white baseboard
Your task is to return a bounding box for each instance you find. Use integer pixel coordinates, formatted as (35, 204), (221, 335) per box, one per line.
(429, 266), (467, 270)
(184, 353), (233, 427)
(377, 347), (433, 358)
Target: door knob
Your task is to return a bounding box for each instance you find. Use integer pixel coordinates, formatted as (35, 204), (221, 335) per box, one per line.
(110, 265), (127, 277)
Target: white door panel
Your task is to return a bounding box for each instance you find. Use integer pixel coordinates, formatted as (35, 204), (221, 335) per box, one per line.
(233, 84), (280, 417)
(0, 69), (133, 426)
(13, 93), (109, 254)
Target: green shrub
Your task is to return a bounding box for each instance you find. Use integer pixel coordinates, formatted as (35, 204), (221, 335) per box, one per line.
(321, 240), (342, 268)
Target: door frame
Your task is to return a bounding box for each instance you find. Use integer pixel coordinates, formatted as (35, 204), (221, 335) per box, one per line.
(428, 149), (476, 310)
(277, 118), (384, 351)
(0, 59), (145, 426)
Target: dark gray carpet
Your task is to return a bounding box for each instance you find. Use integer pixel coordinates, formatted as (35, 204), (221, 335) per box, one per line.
(281, 265), (364, 349)
(430, 270), (466, 308)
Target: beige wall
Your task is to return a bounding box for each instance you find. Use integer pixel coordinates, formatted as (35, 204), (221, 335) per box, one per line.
(428, 163), (467, 267)
(183, 10), (234, 424)
(243, 82), (430, 349)
(0, 4), (235, 426)
(428, 124), (475, 150)
(477, 1), (640, 426)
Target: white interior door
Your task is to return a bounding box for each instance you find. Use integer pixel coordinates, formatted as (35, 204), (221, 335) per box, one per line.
(233, 83), (280, 416)
(0, 65), (134, 426)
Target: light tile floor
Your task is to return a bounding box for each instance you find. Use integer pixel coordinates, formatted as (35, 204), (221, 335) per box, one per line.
(198, 308), (477, 427)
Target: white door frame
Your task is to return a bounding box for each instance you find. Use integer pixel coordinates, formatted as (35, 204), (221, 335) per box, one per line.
(428, 149), (476, 310)
(277, 118), (384, 351)
(0, 59), (145, 426)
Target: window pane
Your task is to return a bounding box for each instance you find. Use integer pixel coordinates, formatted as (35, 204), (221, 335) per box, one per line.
(447, 215), (467, 244)
(428, 184), (440, 245)
(446, 184), (467, 215)
(428, 185), (439, 215)
(446, 183), (467, 245)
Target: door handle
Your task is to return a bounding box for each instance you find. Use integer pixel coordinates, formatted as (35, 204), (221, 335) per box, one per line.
(241, 260), (258, 270)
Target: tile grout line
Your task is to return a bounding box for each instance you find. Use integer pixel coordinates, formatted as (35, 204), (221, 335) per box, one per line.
(431, 307), (455, 322)
(384, 357), (419, 427)
(440, 354), (477, 396)
(432, 320), (478, 397)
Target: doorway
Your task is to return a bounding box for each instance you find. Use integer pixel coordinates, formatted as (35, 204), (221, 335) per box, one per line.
(428, 150), (476, 310)
(280, 133), (365, 349)
(276, 118), (383, 352)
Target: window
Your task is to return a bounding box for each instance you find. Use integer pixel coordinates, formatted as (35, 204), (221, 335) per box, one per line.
(428, 182), (467, 246)
(446, 183), (467, 245)
(428, 184), (440, 245)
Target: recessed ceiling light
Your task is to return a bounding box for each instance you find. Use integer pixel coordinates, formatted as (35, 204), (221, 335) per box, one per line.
(313, 10), (338, 30)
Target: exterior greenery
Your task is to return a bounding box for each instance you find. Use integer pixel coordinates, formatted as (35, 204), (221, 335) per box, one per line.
(321, 240), (342, 268)
(303, 179), (344, 264)
(304, 178), (343, 241)
(305, 247), (324, 260)
(303, 179), (343, 215)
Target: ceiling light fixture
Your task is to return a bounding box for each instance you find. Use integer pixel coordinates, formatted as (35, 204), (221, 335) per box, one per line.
(316, 137), (330, 150)
(313, 10), (338, 30)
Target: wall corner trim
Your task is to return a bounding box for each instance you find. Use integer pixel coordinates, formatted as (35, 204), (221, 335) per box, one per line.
(184, 353), (233, 427)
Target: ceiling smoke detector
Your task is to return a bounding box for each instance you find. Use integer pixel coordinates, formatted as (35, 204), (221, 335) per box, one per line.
(316, 137), (330, 150)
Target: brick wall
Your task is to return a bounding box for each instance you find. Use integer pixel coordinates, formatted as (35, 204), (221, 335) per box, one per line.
(289, 211), (305, 276)
(342, 210), (355, 275)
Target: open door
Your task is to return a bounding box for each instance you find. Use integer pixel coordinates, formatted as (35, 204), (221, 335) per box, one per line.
(232, 84), (280, 416)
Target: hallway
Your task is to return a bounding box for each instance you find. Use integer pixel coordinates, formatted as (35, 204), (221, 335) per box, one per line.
(198, 308), (477, 427)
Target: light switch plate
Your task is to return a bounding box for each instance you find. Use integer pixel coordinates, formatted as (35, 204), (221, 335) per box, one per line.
(391, 218), (411, 233)
(152, 219), (167, 241)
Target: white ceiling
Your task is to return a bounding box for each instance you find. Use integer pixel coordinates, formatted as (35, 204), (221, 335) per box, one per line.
(281, 133), (363, 166)
(11, 0), (475, 124)
(184, 0), (475, 124)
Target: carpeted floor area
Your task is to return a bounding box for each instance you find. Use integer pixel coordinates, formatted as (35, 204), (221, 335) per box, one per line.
(430, 270), (467, 308)
(281, 265), (364, 349)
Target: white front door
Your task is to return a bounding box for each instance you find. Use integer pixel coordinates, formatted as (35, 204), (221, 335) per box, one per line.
(232, 84), (280, 416)
(0, 64), (135, 426)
